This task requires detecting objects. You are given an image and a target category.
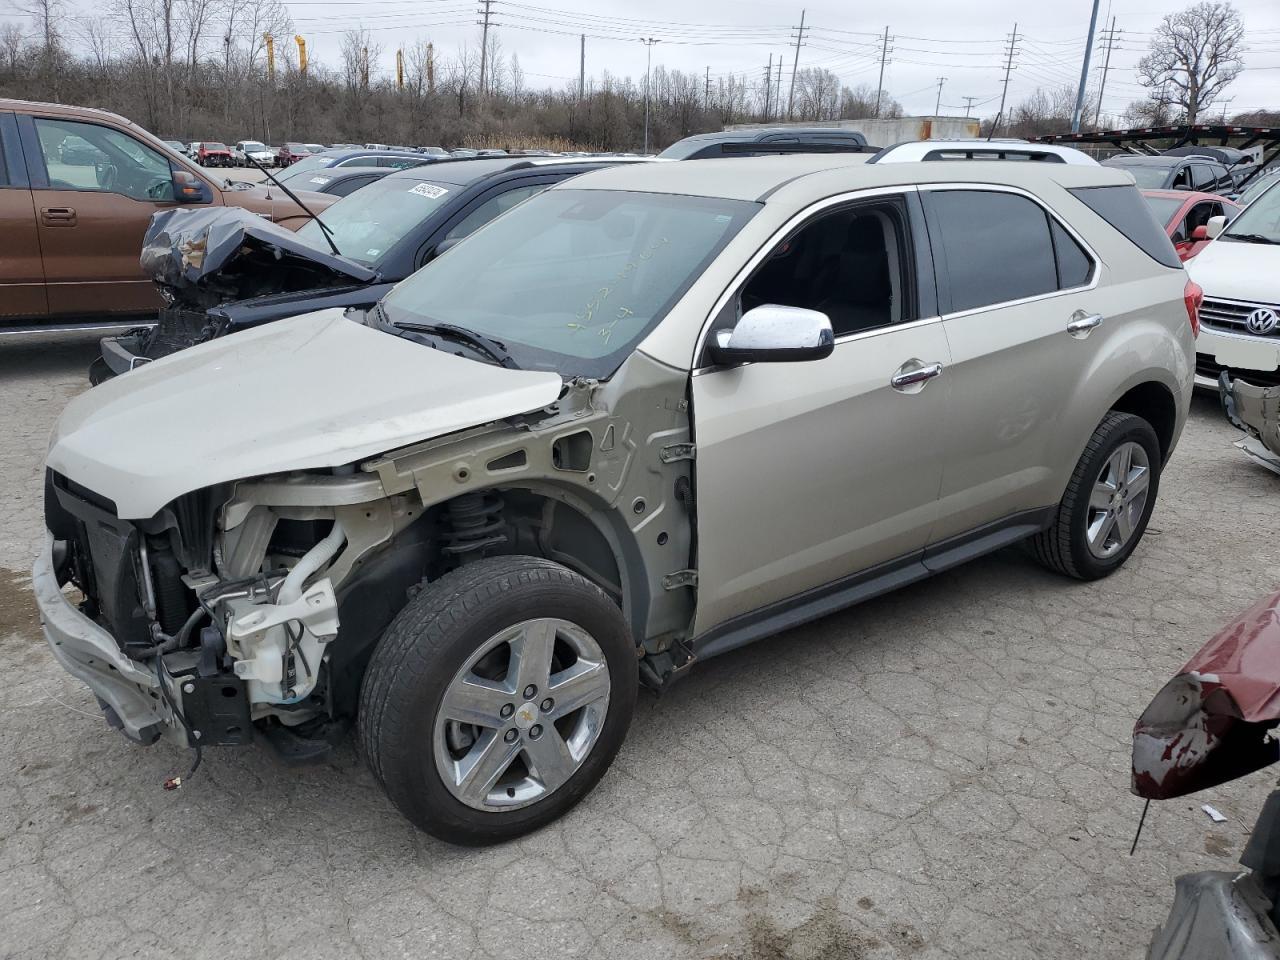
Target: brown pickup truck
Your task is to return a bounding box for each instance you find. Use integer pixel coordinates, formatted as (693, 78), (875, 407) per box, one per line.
(0, 99), (335, 332)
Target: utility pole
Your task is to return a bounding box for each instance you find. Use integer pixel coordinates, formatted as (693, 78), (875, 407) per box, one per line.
(396, 48), (404, 89)
(478, 0), (494, 97)
(764, 53), (773, 120)
(874, 26), (892, 118)
(427, 42), (435, 93)
(704, 65), (710, 109)
(641, 37), (660, 154)
(994, 23), (1019, 137)
(579, 34), (585, 101)
(934, 77), (946, 116)
(786, 9), (807, 120)
(1092, 17), (1120, 128)
(1071, 0), (1102, 133)
(776, 56), (783, 120)
(962, 96), (978, 117)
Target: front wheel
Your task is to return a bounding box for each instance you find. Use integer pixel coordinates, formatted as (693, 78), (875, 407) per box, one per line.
(1029, 411), (1161, 580)
(358, 555), (637, 845)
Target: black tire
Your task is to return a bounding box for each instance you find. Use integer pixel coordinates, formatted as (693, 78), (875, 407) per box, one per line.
(358, 555), (637, 845)
(87, 356), (114, 386)
(1029, 411), (1161, 580)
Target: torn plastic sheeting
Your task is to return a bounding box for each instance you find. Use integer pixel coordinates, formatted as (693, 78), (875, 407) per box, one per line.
(139, 207), (375, 292)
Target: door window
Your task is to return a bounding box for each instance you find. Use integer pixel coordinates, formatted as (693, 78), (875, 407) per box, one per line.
(1190, 164), (1214, 191)
(33, 118), (174, 201)
(927, 190), (1064, 313)
(444, 183), (548, 241)
(734, 196), (913, 337)
(327, 175), (378, 197)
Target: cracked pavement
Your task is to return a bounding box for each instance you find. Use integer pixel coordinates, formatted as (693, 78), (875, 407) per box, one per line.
(3, 333), (1280, 960)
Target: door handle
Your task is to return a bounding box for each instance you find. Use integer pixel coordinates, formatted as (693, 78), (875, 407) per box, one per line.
(890, 360), (944, 392)
(41, 207), (77, 226)
(1066, 312), (1104, 338)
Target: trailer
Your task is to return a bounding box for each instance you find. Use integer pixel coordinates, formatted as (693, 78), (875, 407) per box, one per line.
(1033, 124), (1280, 188)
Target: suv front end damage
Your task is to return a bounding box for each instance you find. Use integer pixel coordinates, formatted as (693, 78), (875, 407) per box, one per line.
(38, 328), (697, 757)
(95, 208), (376, 381)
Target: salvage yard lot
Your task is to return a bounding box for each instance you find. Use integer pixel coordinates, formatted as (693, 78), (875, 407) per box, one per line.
(2, 333), (1278, 960)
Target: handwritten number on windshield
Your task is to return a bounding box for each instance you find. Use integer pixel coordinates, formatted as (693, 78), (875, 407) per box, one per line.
(569, 237), (670, 344)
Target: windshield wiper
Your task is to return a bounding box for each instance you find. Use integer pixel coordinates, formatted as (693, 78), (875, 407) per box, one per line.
(389, 318), (519, 369)
(242, 153), (343, 258)
(1225, 232), (1277, 245)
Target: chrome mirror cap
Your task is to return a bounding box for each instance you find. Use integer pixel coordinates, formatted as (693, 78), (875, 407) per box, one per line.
(709, 304), (835, 365)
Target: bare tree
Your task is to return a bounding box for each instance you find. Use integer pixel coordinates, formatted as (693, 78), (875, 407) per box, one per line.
(0, 23), (25, 75)
(1137, 1), (1244, 124)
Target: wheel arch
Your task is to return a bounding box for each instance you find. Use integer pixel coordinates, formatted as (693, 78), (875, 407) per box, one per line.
(1109, 379), (1179, 465)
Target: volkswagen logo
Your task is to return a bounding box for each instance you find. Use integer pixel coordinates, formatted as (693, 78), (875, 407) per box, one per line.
(1246, 307), (1280, 335)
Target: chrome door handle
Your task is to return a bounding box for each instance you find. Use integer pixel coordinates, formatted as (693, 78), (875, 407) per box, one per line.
(890, 360), (944, 392)
(1066, 313), (1104, 338)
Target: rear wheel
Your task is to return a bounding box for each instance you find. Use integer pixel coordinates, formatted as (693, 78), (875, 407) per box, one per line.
(1029, 411), (1161, 580)
(358, 555), (637, 845)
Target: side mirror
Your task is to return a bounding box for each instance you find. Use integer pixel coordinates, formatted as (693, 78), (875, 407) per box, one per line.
(172, 168), (213, 204)
(707, 304), (834, 365)
(1206, 215), (1227, 239)
(431, 236), (463, 259)
(1191, 225), (1208, 241)
(1173, 183), (1192, 191)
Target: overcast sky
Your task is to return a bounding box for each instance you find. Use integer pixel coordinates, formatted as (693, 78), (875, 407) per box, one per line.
(15, 0), (1280, 118)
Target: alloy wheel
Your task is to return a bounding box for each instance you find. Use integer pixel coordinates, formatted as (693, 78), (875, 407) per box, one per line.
(1086, 440), (1151, 560)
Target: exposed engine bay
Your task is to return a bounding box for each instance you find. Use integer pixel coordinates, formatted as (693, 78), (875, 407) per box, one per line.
(47, 349), (697, 758)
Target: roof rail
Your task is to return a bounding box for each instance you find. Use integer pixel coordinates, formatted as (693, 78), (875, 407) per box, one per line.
(866, 139), (1096, 166)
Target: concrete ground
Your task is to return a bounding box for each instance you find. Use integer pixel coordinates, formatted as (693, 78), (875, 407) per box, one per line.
(2, 333), (1278, 960)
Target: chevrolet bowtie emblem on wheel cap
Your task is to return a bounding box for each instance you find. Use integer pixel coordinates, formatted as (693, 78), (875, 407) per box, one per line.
(1245, 307), (1280, 335)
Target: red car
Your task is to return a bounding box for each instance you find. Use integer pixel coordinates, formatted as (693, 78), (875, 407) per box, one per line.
(276, 142), (314, 167)
(1142, 189), (1240, 261)
(196, 141), (232, 168)
(1133, 588), (1280, 957)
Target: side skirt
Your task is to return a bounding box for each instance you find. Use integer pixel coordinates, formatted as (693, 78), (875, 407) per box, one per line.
(691, 506), (1055, 663)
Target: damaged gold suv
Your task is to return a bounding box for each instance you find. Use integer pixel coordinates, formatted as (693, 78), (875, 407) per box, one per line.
(36, 150), (1196, 844)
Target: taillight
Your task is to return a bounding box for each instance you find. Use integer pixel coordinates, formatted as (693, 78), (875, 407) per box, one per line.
(1184, 279), (1203, 337)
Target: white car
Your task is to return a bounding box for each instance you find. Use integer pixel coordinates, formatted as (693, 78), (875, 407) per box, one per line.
(232, 140), (275, 168)
(1187, 177), (1280, 388)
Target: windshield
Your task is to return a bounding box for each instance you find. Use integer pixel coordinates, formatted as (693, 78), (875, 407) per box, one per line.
(1222, 179), (1280, 243)
(1112, 162), (1171, 189)
(296, 175), (455, 263)
(1239, 174), (1280, 207)
(242, 141), (266, 151)
(380, 188), (758, 378)
(278, 155), (340, 181)
(1142, 195), (1184, 227)
(204, 142), (229, 151)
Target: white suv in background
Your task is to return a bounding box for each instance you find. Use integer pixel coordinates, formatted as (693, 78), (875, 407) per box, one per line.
(1188, 177), (1280, 388)
(232, 140), (275, 167)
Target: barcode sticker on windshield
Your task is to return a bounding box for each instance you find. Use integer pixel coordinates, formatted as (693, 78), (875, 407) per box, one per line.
(409, 182), (449, 199)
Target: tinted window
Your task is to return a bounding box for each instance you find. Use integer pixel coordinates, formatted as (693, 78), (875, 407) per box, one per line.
(929, 190), (1058, 312)
(327, 175), (378, 197)
(1050, 220), (1093, 288)
(1143, 194), (1185, 227)
(1190, 164), (1213, 190)
(737, 197), (913, 336)
(1069, 185), (1182, 268)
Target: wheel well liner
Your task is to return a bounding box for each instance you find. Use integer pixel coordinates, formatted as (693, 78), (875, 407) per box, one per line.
(1110, 381), (1177, 464)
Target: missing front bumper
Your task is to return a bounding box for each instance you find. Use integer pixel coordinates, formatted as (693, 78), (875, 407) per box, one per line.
(32, 535), (180, 745)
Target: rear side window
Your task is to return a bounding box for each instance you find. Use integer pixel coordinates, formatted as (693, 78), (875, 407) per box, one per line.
(927, 190), (1059, 313)
(1069, 185), (1182, 269)
(1050, 220), (1093, 288)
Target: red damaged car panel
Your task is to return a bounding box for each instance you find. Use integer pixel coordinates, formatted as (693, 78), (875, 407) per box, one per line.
(1133, 589), (1280, 800)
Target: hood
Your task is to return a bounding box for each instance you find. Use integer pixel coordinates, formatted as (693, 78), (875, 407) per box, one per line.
(47, 310), (564, 518)
(141, 206), (374, 309)
(1132, 589), (1280, 800)
(1186, 239), (1280, 303)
